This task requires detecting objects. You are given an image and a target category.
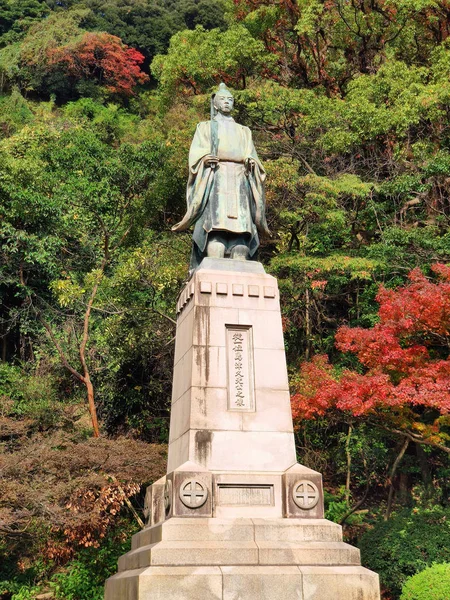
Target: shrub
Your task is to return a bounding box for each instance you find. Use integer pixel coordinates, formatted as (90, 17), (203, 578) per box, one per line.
(50, 517), (138, 600)
(400, 563), (450, 600)
(359, 506), (450, 598)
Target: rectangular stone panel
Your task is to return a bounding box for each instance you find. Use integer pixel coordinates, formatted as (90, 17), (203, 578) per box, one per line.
(217, 484), (274, 506)
(226, 325), (255, 412)
(222, 566), (303, 600)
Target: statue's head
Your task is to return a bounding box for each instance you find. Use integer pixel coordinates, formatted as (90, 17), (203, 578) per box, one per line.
(212, 82), (234, 116)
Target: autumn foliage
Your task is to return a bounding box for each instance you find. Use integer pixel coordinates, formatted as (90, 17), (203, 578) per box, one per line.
(292, 264), (450, 448)
(44, 32), (149, 96)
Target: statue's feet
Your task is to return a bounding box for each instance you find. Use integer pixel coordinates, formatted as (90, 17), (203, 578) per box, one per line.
(206, 240), (226, 259)
(231, 245), (249, 261)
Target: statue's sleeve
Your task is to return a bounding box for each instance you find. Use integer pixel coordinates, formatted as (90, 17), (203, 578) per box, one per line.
(244, 127), (270, 236)
(171, 122), (214, 233)
(188, 122), (211, 171)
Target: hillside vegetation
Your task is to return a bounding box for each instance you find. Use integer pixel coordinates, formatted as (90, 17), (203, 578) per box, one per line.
(0, 0), (449, 597)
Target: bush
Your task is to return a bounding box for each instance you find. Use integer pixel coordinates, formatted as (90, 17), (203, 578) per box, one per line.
(50, 517), (138, 600)
(359, 506), (450, 598)
(400, 563), (450, 600)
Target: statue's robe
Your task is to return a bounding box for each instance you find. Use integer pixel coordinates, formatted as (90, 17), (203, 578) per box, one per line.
(172, 113), (269, 270)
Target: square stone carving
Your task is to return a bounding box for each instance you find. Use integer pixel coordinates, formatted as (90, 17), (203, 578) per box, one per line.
(263, 286), (276, 298)
(248, 285), (260, 297)
(283, 471), (324, 519)
(216, 282), (228, 295)
(226, 326), (255, 412)
(167, 471), (213, 518)
(232, 284), (244, 296)
(200, 281), (212, 294)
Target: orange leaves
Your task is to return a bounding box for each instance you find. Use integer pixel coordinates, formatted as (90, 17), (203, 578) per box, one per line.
(33, 31), (149, 97)
(45, 480), (140, 562)
(292, 264), (450, 443)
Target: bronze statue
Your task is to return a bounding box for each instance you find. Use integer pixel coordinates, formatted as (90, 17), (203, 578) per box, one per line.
(172, 83), (269, 272)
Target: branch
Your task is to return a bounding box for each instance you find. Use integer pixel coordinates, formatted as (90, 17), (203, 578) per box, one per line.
(35, 309), (84, 383)
(380, 425), (450, 455)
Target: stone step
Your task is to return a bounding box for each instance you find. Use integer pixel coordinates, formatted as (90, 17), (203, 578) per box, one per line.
(131, 518), (343, 550)
(118, 540), (360, 572)
(105, 565), (380, 600)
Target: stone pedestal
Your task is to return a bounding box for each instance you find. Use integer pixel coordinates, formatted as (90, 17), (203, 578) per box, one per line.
(105, 259), (380, 599)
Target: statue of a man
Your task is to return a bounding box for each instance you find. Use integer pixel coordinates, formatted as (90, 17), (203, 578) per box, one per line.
(172, 82), (270, 272)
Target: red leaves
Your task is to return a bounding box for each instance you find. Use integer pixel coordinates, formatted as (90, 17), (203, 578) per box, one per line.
(292, 264), (450, 436)
(43, 32), (148, 96)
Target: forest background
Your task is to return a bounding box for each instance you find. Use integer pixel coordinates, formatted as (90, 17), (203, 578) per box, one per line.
(0, 0), (450, 597)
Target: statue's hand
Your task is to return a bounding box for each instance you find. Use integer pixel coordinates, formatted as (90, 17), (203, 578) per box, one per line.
(205, 155), (219, 168)
(245, 158), (256, 175)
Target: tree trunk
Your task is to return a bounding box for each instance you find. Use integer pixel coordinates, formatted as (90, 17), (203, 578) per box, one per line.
(85, 374), (99, 438)
(416, 442), (432, 490)
(345, 424), (353, 502)
(305, 287), (312, 360)
(384, 437), (409, 520)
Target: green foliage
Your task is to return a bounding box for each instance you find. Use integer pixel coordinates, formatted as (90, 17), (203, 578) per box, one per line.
(401, 563), (450, 600)
(1, 0), (450, 596)
(0, 0), (49, 46)
(360, 507), (450, 597)
(77, 0), (227, 65)
(151, 25), (274, 95)
(50, 518), (138, 600)
(0, 362), (62, 428)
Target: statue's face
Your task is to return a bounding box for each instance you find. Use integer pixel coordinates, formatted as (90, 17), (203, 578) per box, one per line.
(214, 93), (234, 114)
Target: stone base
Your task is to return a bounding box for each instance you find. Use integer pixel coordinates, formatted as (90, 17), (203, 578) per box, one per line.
(105, 518), (380, 599)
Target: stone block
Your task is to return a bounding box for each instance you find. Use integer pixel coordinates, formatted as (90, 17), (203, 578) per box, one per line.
(191, 430), (297, 472)
(253, 348), (290, 390)
(237, 309), (285, 350)
(192, 306), (239, 348)
(120, 541), (259, 570)
(171, 347), (193, 403)
(195, 270), (279, 313)
(191, 345), (227, 389)
(300, 566), (381, 600)
(213, 473), (283, 519)
(242, 388), (294, 433)
(166, 431), (190, 473)
(139, 566), (223, 600)
(131, 518), (255, 549)
(257, 541), (361, 566)
(106, 566), (223, 600)
(151, 541), (259, 567)
(104, 568), (144, 600)
(197, 257), (266, 275)
(222, 566), (303, 600)
(166, 470), (213, 518)
(168, 390), (192, 443)
(252, 519), (343, 543)
(173, 308), (194, 365)
(189, 386), (243, 432)
(283, 464), (325, 519)
(141, 477), (166, 529)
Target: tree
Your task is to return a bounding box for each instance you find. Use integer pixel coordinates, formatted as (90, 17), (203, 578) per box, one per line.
(0, 10), (148, 99)
(292, 264), (450, 514)
(0, 117), (171, 436)
(46, 31), (149, 97)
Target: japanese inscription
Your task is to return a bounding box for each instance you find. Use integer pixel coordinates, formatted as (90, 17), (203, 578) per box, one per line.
(226, 326), (255, 412)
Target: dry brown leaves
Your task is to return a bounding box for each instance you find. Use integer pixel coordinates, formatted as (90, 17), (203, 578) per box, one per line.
(0, 428), (167, 562)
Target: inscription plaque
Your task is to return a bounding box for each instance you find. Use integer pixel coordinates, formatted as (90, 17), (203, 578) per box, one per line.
(226, 325), (255, 411)
(218, 484), (274, 506)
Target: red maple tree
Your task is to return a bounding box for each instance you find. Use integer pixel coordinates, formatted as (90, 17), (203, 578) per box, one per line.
(292, 264), (450, 453)
(47, 32), (148, 96)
